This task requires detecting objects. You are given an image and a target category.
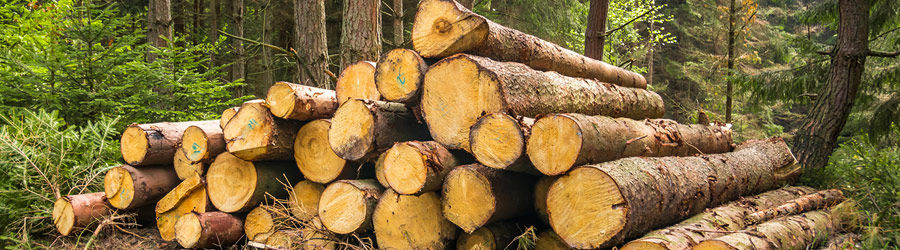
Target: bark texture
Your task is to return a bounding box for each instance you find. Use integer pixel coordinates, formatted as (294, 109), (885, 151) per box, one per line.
(382, 141), (471, 195)
(746, 189), (845, 224)
(695, 204), (856, 250)
(392, 0), (403, 46)
(53, 192), (112, 236)
(584, 0), (610, 60)
(339, 0), (382, 69)
(231, 0), (245, 82)
(442, 164), (537, 233)
(175, 211), (244, 248)
(148, 0), (172, 62)
(329, 99), (431, 161)
(104, 165), (180, 210)
(266, 82), (338, 120)
(294, 0), (331, 88)
(120, 120), (219, 166)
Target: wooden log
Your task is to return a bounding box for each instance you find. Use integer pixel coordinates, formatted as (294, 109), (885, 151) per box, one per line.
(245, 205), (278, 243)
(527, 113), (733, 175)
(442, 164), (537, 233)
(374, 48), (428, 103)
(422, 54), (664, 150)
(374, 152), (390, 188)
(206, 152), (301, 212)
(293, 119), (368, 184)
(120, 120), (219, 166)
(383, 141), (471, 195)
(318, 179), (384, 234)
(104, 165), (180, 210)
(620, 186), (818, 250)
(174, 148), (205, 180)
(266, 226), (336, 250)
(456, 221), (523, 250)
(373, 189), (459, 249)
(412, 0), (647, 88)
(181, 123), (226, 163)
(156, 174), (212, 241)
(535, 230), (573, 250)
(220, 107), (239, 129)
(223, 99), (301, 161)
(52, 192), (112, 236)
(329, 99), (430, 161)
(469, 113), (536, 173)
(746, 189), (845, 224)
(335, 61), (380, 104)
(533, 176), (558, 225)
(266, 81), (338, 121)
(546, 138), (802, 249)
(175, 211), (244, 248)
(289, 180), (325, 221)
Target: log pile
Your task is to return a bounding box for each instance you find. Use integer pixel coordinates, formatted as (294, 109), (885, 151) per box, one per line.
(51, 1), (856, 249)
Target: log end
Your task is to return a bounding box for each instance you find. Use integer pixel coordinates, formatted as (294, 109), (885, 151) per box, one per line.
(374, 152), (391, 188)
(456, 226), (498, 250)
(223, 100), (274, 161)
(220, 107), (239, 129)
(375, 48), (427, 103)
(318, 181), (370, 234)
(207, 153), (257, 213)
(335, 61), (379, 105)
(52, 197), (75, 236)
(373, 189), (458, 249)
(181, 125), (210, 162)
(120, 125), (149, 165)
(156, 184), (209, 241)
(174, 148), (205, 180)
(692, 240), (738, 250)
(290, 180), (325, 221)
(535, 230), (572, 250)
(470, 113), (526, 169)
(547, 166), (627, 249)
(383, 142), (429, 195)
(442, 166), (496, 233)
(104, 166), (134, 209)
(245, 206), (275, 242)
(266, 81), (300, 119)
(411, 0), (488, 58)
(295, 120), (349, 183)
(422, 54), (503, 150)
(534, 176), (558, 225)
(174, 212), (203, 248)
(328, 99), (376, 161)
(527, 114), (583, 176)
(620, 241), (669, 250)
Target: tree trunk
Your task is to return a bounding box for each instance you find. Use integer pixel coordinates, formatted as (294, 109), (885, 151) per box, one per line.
(423, 54), (664, 150)
(382, 141), (472, 195)
(266, 82), (338, 121)
(412, 0), (646, 88)
(318, 179), (384, 234)
(339, 0), (382, 69)
(392, 0), (403, 46)
(156, 174), (212, 241)
(208, 0), (217, 68)
(193, 0), (202, 44)
(294, 119), (372, 183)
(584, 0), (609, 60)
(527, 113), (733, 176)
(231, 0), (245, 83)
(373, 189), (458, 249)
(206, 152), (301, 213)
(261, 1), (274, 87)
(290, 180), (325, 221)
(469, 113), (536, 173)
(725, 0), (736, 123)
(294, 0), (331, 88)
(104, 165), (180, 210)
(620, 186), (818, 250)
(329, 99), (431, 161)
(746, 189), (845, 224)
(175, 212), (244, 248)
(52, 192), (112, 236)
(374, 48), (428, 104)
(335, 61), (380, 104)
(120, 120), (220, 166)
(792, 0), (869, 171)
(219, 106), (239, 129)
(223, 100), (302, 161)
(456, 221), (523, 249)
(546, 138), (801, 249)
(173, 0), (185, 37)
(442, 164), (537, 233)
(148, 0), (172, 62)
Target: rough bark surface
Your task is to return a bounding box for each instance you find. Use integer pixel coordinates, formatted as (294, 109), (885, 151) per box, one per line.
(746, 189), (845, 224)
(584, 0), (609, 60)
(294, 0), (331, 88)
(104, 165), (180, 210)
(231, 0), (245, 82)
(695, 206), (853, 250)
(120, 120), (219, 166)
(148, 0), (172, 62)
(266, 82), (338, 120)
(177, 212), (244, 248)
(339, 0), (382, 69)
(442, 164), (537, 233)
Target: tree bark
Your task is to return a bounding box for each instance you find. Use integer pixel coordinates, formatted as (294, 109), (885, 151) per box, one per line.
(547, 138), (801, 249)
(423, 54), (664, 150)
(266, 82), (338, 121)
(120, 120), (220, 166)
(261, 1), (274, 87)
(374, 48), (428, 104)
(293, 119), (372, 184)
(206, 152), (301, 212)
(156, 174), (212, 241)
(148, 0), (173, 62)
(52, 192), (112, 236)
(584, 0), (609, 60)
(231, 0), (245, 83)
(104, 165), (180, 210)
(339, 0), (382, 69)
(223, 100), (302, 161)
(442, 164), (537, 233)
(725, 0), (736, 123)
(174, 212), (244, 248)
(392, 0), (403, 46)
(373, 189), (458, 249)
(792, 0), (869, 171)
(318, 179), (384, 234)
(382, 141), (472, 195)
(208, 0), (218, 68)
(746, 189), (845, 224)
(469, 113), (537, 173)
(294, 0), (331, 88)
(173, 0), (185, 37)
(329, 99), (431, 161)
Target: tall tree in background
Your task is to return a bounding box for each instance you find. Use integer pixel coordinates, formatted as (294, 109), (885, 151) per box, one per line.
(392, 0), (403, 46)
(148, 0), (173, 62)
(723, 0), (757, 123)
(261, 0), (274, 86)
(193, 0), (203, 44)
(232, 0), (245, 82)
(584, 0), (609, 60)
(295, 0), (331, 88)
(208, 0), (218, 68)
(339, 0), (382, 69)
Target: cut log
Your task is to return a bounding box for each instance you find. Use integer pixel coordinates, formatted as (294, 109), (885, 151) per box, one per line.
(293, 119), (367, 184)
(527, 113), (733, 176)
(374, 48), (428, 103)
(266, 227), (336, 250)
(220, 107), (239, 129)
(181, 123), (226, 163)
(104, 165), (179, 210)
(266, 81), (339, 120)
(120, 120), (219, 166)
(53, 192), (112, 236)
(620, 186), (818, 250)
(469, 113), (535, 173)
(533, 176), (558, 225)
(422, 54), (664, 150)
(374, 152), (390, 188)
(329, 99), (430, 161)
(383, 141), (471, 195)
(175, 211), (244, 248)
(535, 230), (573, 250)
(223, 99), (301, 161)
(156, 174), (212, 241)
(456, 221), (523, 250)
(546, 138), (801, 249)
(245, 205), (277, 242)
(373, 189), (458, 249)
(442, 164), (537, 233)
(335, 61), (380, 104)
(412, 0), (646, 88)
(206, 152), (301, 212)
(318, 179), (384, 234)
(746, 189), (845, 224)
(174, 148), (205, 180)
(290, 180), (325, 221)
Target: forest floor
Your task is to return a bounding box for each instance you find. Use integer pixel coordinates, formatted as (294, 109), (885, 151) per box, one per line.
(38, 228), (180, 249)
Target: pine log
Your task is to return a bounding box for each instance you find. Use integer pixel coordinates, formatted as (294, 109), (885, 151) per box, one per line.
(156, 174), (212, 241)
(120, 120), (219, 166)
(374, 152), (390, 188)
(181, 123), (226, 163)
(746, 189), (845, 224)
(469, 113), (536, 173)
(422, 54), (664, 150)
(266, 227), (336, 250)
(289, 180), (325, 221)
(442, 164), (537, 233)
(329, 99), (430, 161)
(535, 230), (573, 250)
(533, 176), (558, 225)
(373, 189), (459, 249)
(220, 107), (239, 129)
(293, 119), (371, 183)
(175, 211), (244, 248)
(206, 152), (301, 212)
(223, 99), (301, 161)
(546, 138), (801, 249)
(383, 141), (471, 195)
(620, 186), (818, 250)
(374, 48), (428, 103)
(412, 0), (647, 88)
(527, 113), (733, 176)
(52, 192), (112, 236)
(335, 61), (380, 104)
(245, 205), (278, 243)
(456, 221), (523, 250)
(104, 165), (179, 210)
(266, 81), (338, 120)
(318, 179), (384, 234)
(174, 148), (205, 180)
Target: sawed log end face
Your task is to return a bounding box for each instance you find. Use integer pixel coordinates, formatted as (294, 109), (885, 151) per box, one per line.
(245, 206), (275, 242)
(223, 100), (275, 161)
(547, 166), (627, 249)
(328, 99), (376, 161)
(319, 180), (381, 234)
(290, 180), (325, 222)
(121, 125), (149, 165)
(527, 114), (583, 176)
(442, 166), (496, 233)
(104, 166), (134, 209)
(266, 81), (301, 119)
(412, 0), (488, 58)
(206, 153), (257, 213)
(174, 212), (203, 248)
(382, 142), (429, 195)
(470, 113), (527, 170)
(335, 61), (380, 105)
(373, 189), (458, 249)
(294, 120), (350, 184)
(181, 126), (210, 162)
(375, 48), (428, 103)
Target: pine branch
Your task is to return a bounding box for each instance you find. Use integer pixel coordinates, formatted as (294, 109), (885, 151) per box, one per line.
(604, 6), (661, 37)
(871, 26), (900, 42)
(868, 50), (900, 58)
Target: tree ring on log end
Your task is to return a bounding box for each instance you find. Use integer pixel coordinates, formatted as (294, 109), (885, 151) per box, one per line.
(412, 0), (488, 58)
(442, 167), (495, 232)
(470, 113), (526, 169)
(174, 212), (202, 248)
(289, 180), (325, 221)
(375, 49), (426, 102)
(547, 167), (627, 249)
(528, 114), (583, 175)
(104, 166), (135, 209)
(335, 61), (379, 104)
(318, 182), (368, 234)
(266, 82), (299, 119)
(383, 143), (428, 195)
(245, 206), (275, 242)
(207, 153), (258, 213)
(181, 126), (210, 162)
(456, 226), (497, 249)
(329, 99), (376, 161)
(223, 101), (273, 160)
(295, 120), (348, 183)
(121, 126), (149, 164)
(174, 148), (204, 179)
(52, 197), (75, 236)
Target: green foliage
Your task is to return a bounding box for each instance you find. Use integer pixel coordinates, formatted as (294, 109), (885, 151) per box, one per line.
(0, 108), (120, 247)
